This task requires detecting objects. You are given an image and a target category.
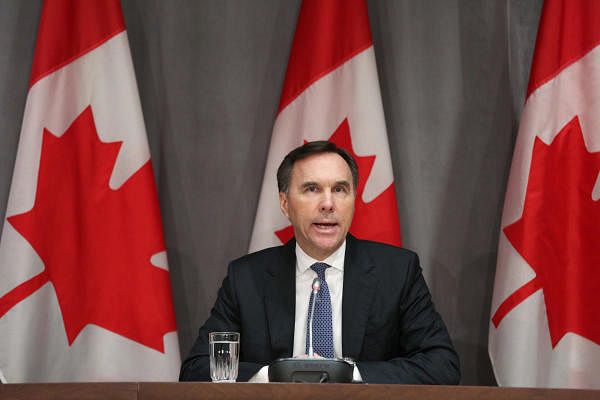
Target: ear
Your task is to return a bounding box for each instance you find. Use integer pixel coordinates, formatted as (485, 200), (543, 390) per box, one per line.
(279, 192), (290, 219)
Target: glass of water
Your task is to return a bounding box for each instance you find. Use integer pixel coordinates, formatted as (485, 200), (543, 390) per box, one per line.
(209, 332), (240, 382)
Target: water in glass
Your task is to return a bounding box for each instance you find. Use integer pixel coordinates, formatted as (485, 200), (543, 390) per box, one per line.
(209, 332), (239, 382)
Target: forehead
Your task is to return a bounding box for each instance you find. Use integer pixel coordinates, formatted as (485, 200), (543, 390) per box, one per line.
(290, 152), (352, 184)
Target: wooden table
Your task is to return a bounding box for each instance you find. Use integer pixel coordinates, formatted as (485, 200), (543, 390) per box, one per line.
(1, 382), (599, 400)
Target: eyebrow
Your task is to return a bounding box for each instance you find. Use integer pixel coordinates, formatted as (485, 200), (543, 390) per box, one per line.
(299, 180), (351, 189)
(300, 181), (319, 189)
(335, 180), (351, 190)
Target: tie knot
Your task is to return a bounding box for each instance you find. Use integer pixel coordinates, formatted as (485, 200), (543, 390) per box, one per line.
(310, 262), (330, 281)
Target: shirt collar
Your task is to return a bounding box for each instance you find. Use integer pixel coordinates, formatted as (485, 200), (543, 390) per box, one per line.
(295, 240), (346, 276)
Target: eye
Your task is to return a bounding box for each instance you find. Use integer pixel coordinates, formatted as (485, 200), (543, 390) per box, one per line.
(306, 186), (318, 193)
(334, 186), (346, 193)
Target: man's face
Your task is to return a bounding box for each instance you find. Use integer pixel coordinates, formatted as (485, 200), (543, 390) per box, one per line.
(279, 152), (356, 260)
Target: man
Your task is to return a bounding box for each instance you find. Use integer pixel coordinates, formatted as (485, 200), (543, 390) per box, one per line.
(180, 141), (460, 384)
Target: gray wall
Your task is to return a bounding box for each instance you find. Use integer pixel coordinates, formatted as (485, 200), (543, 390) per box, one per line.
(0, 0), (544, 385)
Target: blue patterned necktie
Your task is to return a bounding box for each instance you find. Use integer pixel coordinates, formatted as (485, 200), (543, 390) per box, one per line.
(305, 262), (334, 358)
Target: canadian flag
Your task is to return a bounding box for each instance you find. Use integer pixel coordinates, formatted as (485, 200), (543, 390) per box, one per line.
(249, 0), (401, 252)
(0, 0), (180, 382)
(489, 0), (600, 388)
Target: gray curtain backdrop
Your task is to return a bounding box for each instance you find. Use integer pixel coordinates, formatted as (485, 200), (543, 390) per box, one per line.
(0, 0), (544, 385)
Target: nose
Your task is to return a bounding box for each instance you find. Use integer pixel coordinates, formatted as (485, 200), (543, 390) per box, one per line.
(319, 192), (334, 213)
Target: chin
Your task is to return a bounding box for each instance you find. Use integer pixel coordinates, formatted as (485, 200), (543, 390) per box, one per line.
(313, 239), (343, 254)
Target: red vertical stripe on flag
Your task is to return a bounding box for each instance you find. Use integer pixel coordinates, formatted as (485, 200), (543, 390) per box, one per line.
(29, 0), (125, 88)
(278, 0), (373, 113)
(526, 0), (600, 98)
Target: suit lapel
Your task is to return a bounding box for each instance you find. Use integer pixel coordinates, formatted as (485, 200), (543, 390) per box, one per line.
(342, 235), (376, 358)
(264, 240), (296, 358)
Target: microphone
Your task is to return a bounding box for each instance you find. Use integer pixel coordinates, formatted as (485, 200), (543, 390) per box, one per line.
(269, 278), (354, 383)
(308, 277), (321, 358)
(308, 278), (321, 358)
(267, 277), (353, 383)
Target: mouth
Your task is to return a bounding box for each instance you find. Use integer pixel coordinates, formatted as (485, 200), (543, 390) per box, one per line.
(313, 222), (338, 231)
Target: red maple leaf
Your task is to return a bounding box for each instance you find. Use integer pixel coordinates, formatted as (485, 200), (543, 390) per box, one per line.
(492, 116), (600, 347)
(0, 106), (176, 352)
(275, 118), (402, 247)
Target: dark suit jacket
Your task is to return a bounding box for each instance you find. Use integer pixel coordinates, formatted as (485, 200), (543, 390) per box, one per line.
(179, 234), (460, 384)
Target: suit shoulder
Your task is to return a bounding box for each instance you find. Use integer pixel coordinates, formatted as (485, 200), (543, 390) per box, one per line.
(354, 238), (418, 261)
(228, 243), (291, 272)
